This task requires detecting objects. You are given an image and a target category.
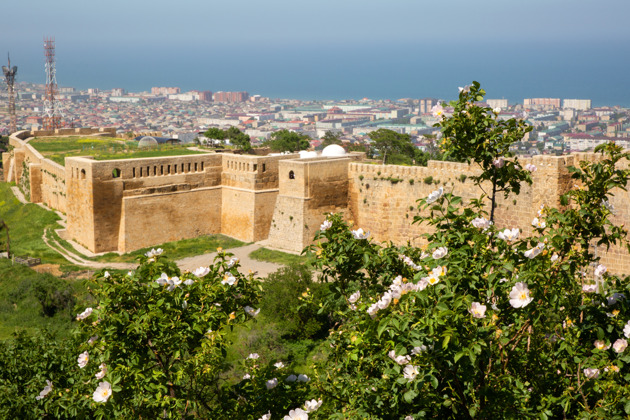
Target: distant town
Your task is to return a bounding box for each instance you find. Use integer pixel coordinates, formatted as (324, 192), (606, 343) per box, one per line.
(1, 81), (629, 154)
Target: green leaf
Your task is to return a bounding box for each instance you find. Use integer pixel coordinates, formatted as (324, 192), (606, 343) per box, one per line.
(442, 335), (450, 349)
(403, 390), (418, 403)
(377, 318), (389, 338)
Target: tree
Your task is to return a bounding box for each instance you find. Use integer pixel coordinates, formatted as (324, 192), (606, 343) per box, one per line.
(321, 131), (343, 148)
(225, 126), (252, 151)
(368, 128), (415, 165)
(267, 130), (310, 152)
(203, 127), (226, 146)
(436, 81), (533, 222)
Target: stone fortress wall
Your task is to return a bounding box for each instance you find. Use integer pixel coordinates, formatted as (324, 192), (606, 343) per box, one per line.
(3, 129), (630, 275)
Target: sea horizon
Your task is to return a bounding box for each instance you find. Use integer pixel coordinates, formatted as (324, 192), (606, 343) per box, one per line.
(6, 40), (630, 108)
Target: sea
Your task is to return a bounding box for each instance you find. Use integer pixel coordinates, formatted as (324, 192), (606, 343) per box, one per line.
(9, 40), (630, 107)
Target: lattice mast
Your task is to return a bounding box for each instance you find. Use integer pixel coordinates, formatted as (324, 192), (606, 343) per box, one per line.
(2, 53), (18, 134)
(43, 37), (62, 130)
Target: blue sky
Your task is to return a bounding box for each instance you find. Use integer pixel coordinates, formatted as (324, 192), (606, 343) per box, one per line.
(2, 0), (630, 103)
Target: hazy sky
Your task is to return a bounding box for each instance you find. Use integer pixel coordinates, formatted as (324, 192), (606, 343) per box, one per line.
(2, 0), (630, 102)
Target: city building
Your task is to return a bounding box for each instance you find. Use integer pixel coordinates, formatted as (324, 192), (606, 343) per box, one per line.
(523, 98), (561, 109)
(563, 99), (592, 111)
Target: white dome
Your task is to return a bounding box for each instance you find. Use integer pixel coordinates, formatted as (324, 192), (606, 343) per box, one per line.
(321, 144), (347, 157)
(299, 150), (319, 159)
(138, 136), (158, 148)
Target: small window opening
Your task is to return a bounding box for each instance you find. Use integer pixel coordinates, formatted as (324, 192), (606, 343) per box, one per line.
(289, 170), (295, 179)
(112, 168), (121, 178)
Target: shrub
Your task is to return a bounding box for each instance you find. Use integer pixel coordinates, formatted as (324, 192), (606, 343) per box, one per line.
(307, 83), (630, 418)
(32, 275), (76, 318)
(260, 264), (331, 340)
(423, 176), (433, 185)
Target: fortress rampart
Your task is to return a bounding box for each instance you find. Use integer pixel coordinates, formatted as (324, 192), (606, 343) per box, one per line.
(3, 129), (630, 275)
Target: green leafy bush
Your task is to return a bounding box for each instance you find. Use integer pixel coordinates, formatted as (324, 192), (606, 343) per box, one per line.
(260, 264), (331, 340)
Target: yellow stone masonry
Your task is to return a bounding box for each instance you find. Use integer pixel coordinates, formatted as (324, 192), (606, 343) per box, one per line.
(3, 130), (630, 275)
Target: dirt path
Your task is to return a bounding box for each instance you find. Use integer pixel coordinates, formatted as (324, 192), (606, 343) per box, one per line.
(42, 230), (136, 270)
(10, 185), (282, 276)
(176, 243), (282, 277)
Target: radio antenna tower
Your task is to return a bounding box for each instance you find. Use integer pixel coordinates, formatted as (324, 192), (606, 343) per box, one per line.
(2, 53), (18, 135)
(43, 37), (62, 130)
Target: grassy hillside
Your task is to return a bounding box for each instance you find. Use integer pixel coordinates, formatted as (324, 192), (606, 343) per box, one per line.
(0, 183), (77, 270)
(0, 259), (84, 340)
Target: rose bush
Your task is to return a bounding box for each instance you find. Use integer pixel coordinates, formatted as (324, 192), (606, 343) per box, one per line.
(306, 85), (630, 418)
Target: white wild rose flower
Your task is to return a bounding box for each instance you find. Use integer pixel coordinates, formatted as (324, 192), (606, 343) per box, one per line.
(227, 257), (239, 268)
(426, 187), (444, 204)
(594, 340), (610, 350)
(497, 228), (520, 242)
(145, 248), (163, 258)
(525, 163), (537, 172)
(304, 399), (323, 413)
(431, 103), (445, 119)
(388, 350), (411, 365)
(524, 243), (545, 259)
(583, 368), (600, 379)
(531, 217), (546, 229)
(266, 378), (278, 390)
(193, 266), (210, 278)
(624, 321), (630, 338)
(77, 351), (89, 369)
(582, 284), (598, 293)
(594, 264), (607, 278)
(222, 274), (237, 286)
(607, 293), (625, 306)
(348, 290), (360, 303)
(76, 307), (93, 321)
(297, 374), (310, 382)
(493, 157), (505, 168)
(320, 219), (332, 231)
(258, 412), (271, 420)
(403, 365), (419, 381)
(36, 380), (53, 400)
(274, 362), (285, 369)
(432, 247), (448, 259)
(351, 228), (370, 240)
(286, 374), (298, 382)
(613, 338), (628, 353)
(509, 282), (533, 308)
(93, 381), (112, 403)
(156, 273), (169, 286)
(95, 363), (107, 379)
(245, 306), (261, 317)
(602, 199), (615, 214)
(471, 217), (492, 231)
(166, 276), (182, 291)
(469, 302), (487, 319)
(367, 303), (379, 318)
(284, 408), (309, 420)
(248, 353), (260, 360)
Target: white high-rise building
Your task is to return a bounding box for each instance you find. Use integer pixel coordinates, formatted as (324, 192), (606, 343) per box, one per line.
(563, 99), (591, 110)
